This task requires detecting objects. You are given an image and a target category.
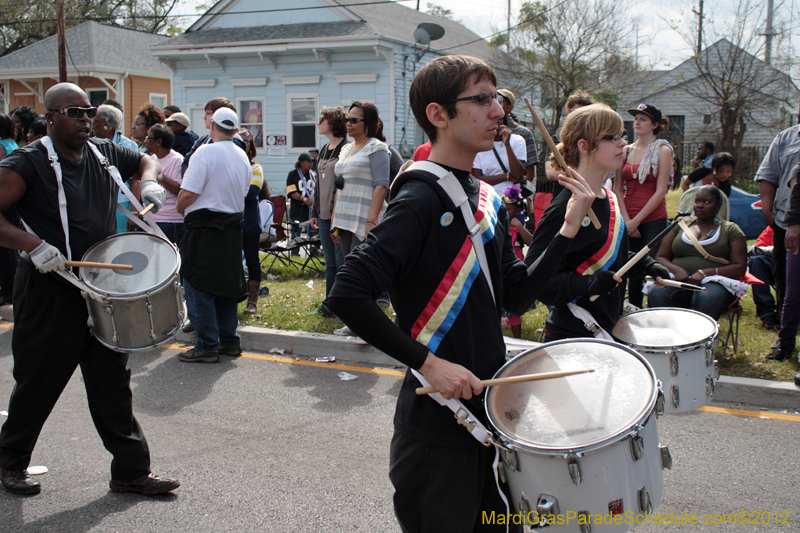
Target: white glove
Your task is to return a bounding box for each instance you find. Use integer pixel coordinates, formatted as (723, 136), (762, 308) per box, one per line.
(140, 179), (167, 214)
(30, 240), (66, 273)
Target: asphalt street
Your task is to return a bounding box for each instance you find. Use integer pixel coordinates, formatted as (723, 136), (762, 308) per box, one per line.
(0, 324), (797, 532)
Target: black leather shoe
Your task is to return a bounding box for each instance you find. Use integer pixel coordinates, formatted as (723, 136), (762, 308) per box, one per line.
(1, 468), (41, 495)
(109, 473), (180, 495)
(218, 345), (242, 356)
(765, 345), (793, 361)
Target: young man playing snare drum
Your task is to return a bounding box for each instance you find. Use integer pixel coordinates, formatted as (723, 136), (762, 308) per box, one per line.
(328, 55), (595, 532)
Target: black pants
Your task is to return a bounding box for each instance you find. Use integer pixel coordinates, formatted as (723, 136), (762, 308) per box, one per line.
(0, 246), (18, 300)
(389, 431), (522, 533)
(0, 259), (151, 480)
(772, 224), (786, 318)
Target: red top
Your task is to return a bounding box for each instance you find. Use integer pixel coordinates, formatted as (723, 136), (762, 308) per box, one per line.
(621, 162), (667, 224)
(413, 142), (432, 162)
(756, 226), (774, 247)
(508, 225), (524, 260)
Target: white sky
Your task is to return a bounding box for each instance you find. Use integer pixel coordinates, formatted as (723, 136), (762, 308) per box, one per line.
(173, 0), (800, 72)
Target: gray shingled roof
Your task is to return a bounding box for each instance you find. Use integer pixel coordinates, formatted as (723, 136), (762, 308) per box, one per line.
(0, 22), (171, 76)
(159, 0), (492, 60)
(152, 20), (376, 48)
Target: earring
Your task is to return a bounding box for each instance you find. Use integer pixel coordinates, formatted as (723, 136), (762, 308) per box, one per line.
(103, 126), (108, 130)
(49, 122), (53, 125)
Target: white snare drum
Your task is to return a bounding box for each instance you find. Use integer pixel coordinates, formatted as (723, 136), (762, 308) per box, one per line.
(79, 233), (184, 352)
(485, 339), (670, 532)
(612, 308), (718, 414)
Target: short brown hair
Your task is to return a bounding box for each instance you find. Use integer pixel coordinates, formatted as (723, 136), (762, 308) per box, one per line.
(409, 55), (497, 143)
(205, 97), (237, 113)
(137, 103), (165, 129)
(566, 90), (595, 111)
(320, 106), (347, 138)
(653, 115), (670, 135)
(551, 104), (623, 170)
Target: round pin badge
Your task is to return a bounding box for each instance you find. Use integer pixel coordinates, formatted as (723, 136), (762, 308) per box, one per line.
(581, 216), (591, 227)
(440, 212), (454, 227)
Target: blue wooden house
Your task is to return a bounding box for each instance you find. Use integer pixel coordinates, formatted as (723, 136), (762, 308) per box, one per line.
(150, 0), (492, 189)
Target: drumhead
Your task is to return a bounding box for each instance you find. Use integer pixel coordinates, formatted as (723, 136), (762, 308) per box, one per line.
(80, 233), (178, 295)
(612, 308), (718, 351)
(485, 339), (656, 453)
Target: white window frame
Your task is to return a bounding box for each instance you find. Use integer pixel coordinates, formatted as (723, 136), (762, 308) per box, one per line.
(236, 96), (267, 149)
(149, 93), (168, 108)
(286, 93), (318, 153)
(87, 88), (108, 108)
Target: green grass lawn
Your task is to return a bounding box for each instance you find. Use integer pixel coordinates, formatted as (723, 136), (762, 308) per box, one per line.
(239, 255), (798, 382)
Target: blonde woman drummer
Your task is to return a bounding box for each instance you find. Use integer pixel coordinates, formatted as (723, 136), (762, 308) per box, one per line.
(528, 104), (670, 341)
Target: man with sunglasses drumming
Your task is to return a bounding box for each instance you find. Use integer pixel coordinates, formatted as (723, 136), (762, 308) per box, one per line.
(0, 83), (178, 496)
(328, 56), (594, 532)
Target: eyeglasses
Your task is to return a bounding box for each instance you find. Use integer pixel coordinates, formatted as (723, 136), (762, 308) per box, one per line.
(447, 93), (495, 106)
(48, 106), (97, 119)
(344, 117), (365, 124)
(318, 117), (326, 124)
(601, 134), (625, 143)
(133, 122), (146, 127)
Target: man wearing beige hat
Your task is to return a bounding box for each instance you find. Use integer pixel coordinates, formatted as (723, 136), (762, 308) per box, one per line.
(165, 112), (198, 157)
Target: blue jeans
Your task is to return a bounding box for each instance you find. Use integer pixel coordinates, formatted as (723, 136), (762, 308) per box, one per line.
(628, 218), (666, 308)
(748, 254), (776, 319)
(156, 221), (186, 246)
(318, 218), (344, 303)
(647, 281), (737, 320)
(183, 278), (240, 353)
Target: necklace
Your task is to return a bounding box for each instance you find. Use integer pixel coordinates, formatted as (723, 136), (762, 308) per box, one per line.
(339, 137), (370, 172)
(317, 138), (343, 179)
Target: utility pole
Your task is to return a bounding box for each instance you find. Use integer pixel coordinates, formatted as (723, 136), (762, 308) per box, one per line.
(57, 0), (66, 82)
(692, 0), (704, 56)
(765, 0), (774, 65)
(507, 0), (511, 51)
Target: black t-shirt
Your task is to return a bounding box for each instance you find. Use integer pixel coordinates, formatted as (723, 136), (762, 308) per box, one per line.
(328, 163), (573, 447)
(0, 138), (142, 259)
(687, 167), (732, 197)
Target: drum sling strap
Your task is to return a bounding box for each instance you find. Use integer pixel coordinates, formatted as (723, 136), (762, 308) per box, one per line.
(677, 218), (730, 265)
(400, 161), (510, 531)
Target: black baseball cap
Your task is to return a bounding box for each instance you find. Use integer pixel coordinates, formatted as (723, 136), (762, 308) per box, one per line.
(627, 103), (662, 123)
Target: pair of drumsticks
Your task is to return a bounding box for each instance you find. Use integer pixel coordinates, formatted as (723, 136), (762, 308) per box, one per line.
(68, 203), (156, 271)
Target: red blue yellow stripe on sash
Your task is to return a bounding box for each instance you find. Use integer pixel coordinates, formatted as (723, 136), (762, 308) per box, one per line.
(411, 181), (502, 352)
(576, 188), (624, 275)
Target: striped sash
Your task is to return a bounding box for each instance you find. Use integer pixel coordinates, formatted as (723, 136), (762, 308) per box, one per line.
(576, 187), (625, 276)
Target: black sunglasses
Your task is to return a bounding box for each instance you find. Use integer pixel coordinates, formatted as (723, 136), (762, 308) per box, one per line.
(344, 117), (365, 124)
(601, 134), (625, 143)
(447, 93), (495, 106)
(48, 106), (97, 119)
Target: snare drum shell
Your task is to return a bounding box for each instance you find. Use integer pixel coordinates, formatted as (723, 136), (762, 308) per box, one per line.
(80, 233), (184, 352)
(612, 308), (718, 414)
(485, 339), (666, 531)
(500, 411), (663, 532)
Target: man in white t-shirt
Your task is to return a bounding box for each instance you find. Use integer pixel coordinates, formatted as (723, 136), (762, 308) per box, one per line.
(472, 122), (526, 195)
(144, 124), (185, 244)
(176, 108), (252, 363)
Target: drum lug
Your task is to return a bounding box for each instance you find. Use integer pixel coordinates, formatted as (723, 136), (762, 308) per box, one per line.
(535, 494), (559, 528)
(706, 375), (716, 397)
(518, 493), (532, 517)
(705, 341), (714, 367)
(655, 381), (665, 417)
(578, 511), (592, 533)
(145, 294), (158, 342)
(567, 455), (582, 486)
(630, 434), (644, 461)
(659, 444), (673, 470)
(500, 448), (518, 473)
(671, 384), (679, 408)
(105, 302), (119, 346)
(670, 352), (679, 376)
(638, 486), (653, 514)
(713, 359), (720, 380)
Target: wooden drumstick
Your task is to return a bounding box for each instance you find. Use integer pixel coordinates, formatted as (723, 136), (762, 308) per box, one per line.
(589, 215), (688, 302)
(645, 277), (707, 291)
(522, 97), (601, 230)
(138, 203), (156, 218)
(66, 261), (134, 271)
(415, 368), (594, 395)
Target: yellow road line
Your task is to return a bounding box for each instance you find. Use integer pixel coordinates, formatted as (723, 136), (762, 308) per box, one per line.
(0, 323), (12, 329)
(697, 405), (800, 422)
(163, 343), (407, 377)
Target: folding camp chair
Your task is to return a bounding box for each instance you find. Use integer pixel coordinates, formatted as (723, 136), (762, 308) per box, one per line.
(259, 196), (302, 273)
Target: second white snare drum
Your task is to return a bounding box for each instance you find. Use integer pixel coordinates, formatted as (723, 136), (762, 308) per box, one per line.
(612, 308), (719, 413)
(485, 339), (671, 532)
(79, 233), (184, 352)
